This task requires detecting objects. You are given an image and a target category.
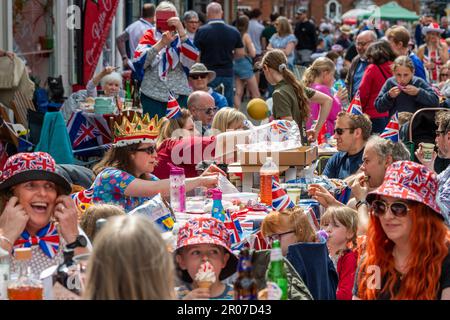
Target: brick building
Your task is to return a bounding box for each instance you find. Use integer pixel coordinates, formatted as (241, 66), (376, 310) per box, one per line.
(237, 0), (421, 23)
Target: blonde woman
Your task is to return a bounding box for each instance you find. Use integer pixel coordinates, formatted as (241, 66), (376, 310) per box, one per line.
(233, 15), (260, 108)
(210, 107), (247, 134)
(302, 57), (346, 136)
(267, 16), (298, 70)
(156, 109), (197, 149)
(417, 23), (449, 84)
(84, 215), (175, 299)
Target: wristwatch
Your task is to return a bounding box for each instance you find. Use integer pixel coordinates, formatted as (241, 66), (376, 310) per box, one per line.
(66, 235), (88, 249)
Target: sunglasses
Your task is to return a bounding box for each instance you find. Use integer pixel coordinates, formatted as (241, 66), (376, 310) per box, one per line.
(136, 146), (156, 155)
(334, 127), (353, 135)
(266, 230), (295, 244)
(197, 106), (218, 115)
(189, 74), (208, 80)
(371, 199), (410, 218)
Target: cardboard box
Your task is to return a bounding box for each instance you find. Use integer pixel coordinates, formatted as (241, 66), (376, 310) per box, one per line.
(238, 145), (318, 166)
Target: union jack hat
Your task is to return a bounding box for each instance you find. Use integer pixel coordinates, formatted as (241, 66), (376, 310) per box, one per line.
(422, 23), (444, 35)
(175, 217), (238, 282)
(367, 161), (442, 217)
(0, 152), (71, 194)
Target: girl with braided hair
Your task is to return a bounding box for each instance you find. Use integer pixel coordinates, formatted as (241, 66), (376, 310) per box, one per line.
(260, 49), (332, 143)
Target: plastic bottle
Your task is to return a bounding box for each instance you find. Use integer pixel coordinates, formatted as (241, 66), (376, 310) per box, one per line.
(0, 246), (10, 300)
(210, 188), (226, 222)
(267, 240), (288, 300)
(54, 248), (79, 295)
(170, 167), (186, 213)
(259, 157), (279, 206)
(234, 248), (258, 300)
(124, 80), (133, 110)
(7, 248), (43, 300)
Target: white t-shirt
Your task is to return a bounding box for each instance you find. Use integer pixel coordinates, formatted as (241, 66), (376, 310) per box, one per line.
(125, 18), (154, 55)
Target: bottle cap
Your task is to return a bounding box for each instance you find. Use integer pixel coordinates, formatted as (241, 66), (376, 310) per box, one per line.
(209, 188), (222, 200)
(14, 247), (32, 261)
(170, 166), (184, 175)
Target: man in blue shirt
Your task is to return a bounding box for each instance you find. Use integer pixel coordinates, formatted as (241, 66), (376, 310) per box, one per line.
(194, 2), (245, 107)
(323, 112), (372, 180)
(345, 31), (377, 100)
(188, 63), (228, 109)
(386, 26), (427, 81)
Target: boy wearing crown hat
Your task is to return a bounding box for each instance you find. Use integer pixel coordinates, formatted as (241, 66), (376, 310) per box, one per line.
(73, 113), (219, 212)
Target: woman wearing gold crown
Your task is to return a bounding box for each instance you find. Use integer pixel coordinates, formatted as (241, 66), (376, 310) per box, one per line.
(72, 114), (219, 212)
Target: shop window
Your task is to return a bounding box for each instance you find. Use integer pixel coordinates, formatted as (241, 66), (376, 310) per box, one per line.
(13, 0), (55, 86)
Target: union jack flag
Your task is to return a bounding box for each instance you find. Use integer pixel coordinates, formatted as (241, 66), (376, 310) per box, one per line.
(132, 28), (199, 82)
(67, 111), (112, 157)
(347, 91), (363, 115)
(14, 222), (60, 258)
(272, 178), (295, 211)
(166, 92), (182, 119)
(224, 210), (242, 244)
(380, 112), (399, 142)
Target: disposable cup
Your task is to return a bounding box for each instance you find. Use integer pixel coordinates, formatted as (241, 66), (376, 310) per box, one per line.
(421, 143), (435, 161)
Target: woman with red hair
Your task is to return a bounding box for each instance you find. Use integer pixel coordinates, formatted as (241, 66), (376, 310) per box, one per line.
(354, 161), (450, 300)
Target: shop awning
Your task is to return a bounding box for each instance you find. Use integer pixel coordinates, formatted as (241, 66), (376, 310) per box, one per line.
(360, 1), (419, 21)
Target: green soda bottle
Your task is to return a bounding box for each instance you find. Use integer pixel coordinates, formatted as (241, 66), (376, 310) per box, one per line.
(267, 240), (288, 300)
(124, 80), (132, 110)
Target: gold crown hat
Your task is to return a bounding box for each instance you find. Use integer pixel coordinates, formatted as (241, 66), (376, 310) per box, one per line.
(113, 113), (162, 147)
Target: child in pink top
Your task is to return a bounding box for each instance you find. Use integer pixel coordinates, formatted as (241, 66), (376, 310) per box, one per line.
(303, 57), (347, 136)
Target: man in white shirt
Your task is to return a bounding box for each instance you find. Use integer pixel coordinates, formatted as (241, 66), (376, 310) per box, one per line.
(116, 3), (155, 69)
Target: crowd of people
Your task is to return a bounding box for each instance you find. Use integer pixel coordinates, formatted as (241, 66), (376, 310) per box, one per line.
(1, 1), (450, 301)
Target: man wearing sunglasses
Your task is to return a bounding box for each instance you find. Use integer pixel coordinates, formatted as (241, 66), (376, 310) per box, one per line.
(187, 91), (218, 135)
(415, 110), (450, 223)
(322, 112), (372, 180)
(188, 63), (228, 109)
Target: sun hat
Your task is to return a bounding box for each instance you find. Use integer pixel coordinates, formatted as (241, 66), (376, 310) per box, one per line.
(366, 161), (442, 218)
(189, 63), (216, 83)
(340, 24), (352, 35)
(175, 217), (238, 282)
(296, 7), (307, 15)
(0, 152), (71, 194)
(422, 23), (445, 35)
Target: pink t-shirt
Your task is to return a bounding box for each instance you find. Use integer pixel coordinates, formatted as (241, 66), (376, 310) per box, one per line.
(306, 83), (342, 136)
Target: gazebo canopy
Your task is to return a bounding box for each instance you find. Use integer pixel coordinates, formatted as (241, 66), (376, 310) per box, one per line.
(360, 1), (419, 21)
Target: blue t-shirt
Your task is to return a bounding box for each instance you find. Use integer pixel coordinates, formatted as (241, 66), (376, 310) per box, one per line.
(322, 148), (365, 180)
(194, 20), (243, 77)
(409, 52), (427, 81)
(269, 33), (298, 68)
(208, 87), (228, 108)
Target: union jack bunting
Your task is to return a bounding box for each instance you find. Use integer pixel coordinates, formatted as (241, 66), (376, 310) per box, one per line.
(133, 28), (199, 82)
(270, 120), (291, 141)
(380, 112), (399, 142)
(346, 91), (363, 115)
(231, 229), (268, 251)
(272, 178), (295, 211)
(166, 92), (182, 119)
(14, 222), (60, 258)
